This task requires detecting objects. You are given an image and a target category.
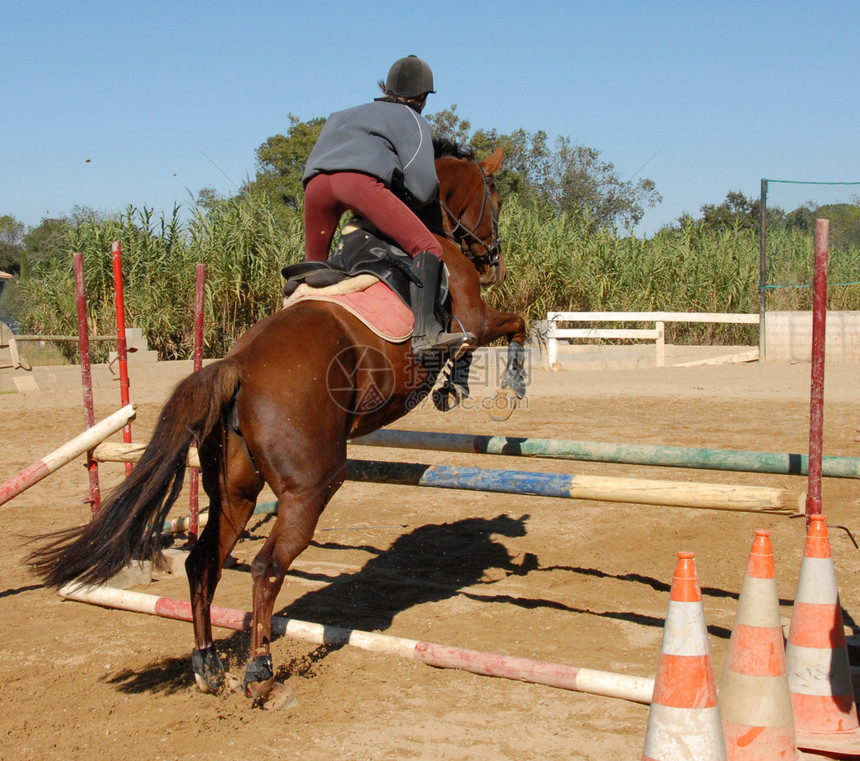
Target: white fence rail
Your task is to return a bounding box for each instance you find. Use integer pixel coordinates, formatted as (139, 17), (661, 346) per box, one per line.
(546, 311), (760, 369)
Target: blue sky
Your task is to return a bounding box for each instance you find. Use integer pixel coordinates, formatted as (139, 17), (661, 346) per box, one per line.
(2, 0), (858, 236)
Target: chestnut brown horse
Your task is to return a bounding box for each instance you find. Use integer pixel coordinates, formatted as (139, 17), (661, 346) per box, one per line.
(28, 144), (526, 703)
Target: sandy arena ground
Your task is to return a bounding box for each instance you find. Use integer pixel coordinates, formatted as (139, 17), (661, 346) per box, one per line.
(0, 354), (858, 760)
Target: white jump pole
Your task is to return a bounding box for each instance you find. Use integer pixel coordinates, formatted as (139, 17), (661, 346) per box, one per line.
(59, 582), (655, 705)
(0, 404), (137, 508)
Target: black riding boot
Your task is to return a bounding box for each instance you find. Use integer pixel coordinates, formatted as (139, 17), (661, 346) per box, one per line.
(410, 251), (474, 356)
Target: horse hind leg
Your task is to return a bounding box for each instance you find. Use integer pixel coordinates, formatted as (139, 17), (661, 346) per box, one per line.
(433, 351), (472, 412)
(187, 429), (263, 694)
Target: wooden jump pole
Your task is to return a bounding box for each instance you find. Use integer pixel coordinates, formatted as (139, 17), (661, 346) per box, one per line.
(58, 582), (656, 705)
(806, 219), (829, 518)
(342, 460), (797, 513)
(111, 242), (133, 477)
(73, 252), (101, 514)
(0, 405), (136, 508)
(352, 429), (860, 479)
(92, 442), (798, 514)
(187, 263), (206, 544)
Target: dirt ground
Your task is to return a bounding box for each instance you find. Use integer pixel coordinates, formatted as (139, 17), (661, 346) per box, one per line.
(0, 355), (858, 761)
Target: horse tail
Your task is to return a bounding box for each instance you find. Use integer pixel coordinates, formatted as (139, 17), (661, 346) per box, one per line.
(27, 360), (242, 589)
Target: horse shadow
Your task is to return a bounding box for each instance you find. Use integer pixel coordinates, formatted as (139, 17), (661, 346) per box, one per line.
(104, 513), (536, 695)
(279, 513), (536, 633)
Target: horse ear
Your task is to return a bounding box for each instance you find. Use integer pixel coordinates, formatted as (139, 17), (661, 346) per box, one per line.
(480, 147), (504, 176)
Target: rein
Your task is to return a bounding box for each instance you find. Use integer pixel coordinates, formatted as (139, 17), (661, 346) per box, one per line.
(439, 160), (502, 268)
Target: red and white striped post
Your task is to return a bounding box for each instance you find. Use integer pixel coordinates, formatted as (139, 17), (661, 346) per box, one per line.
(73, 252), (101, 514)
(188, 263), (206, 543)
(806, 219), (829, 518)
(111, 241), (133, 477)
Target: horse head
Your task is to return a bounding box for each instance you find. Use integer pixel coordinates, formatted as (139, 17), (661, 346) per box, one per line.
(434, 145), (506, 288)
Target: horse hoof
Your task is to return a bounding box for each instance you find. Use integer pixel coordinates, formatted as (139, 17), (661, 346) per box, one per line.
(222, 673), (243, 694)
(192, 646), (226, 694)
(244, 653), (275, 699)
(245, 677), (276, 700)
(433, 383), (464, 412)
(489, 389), (518, 422)
(502, 377), (527, 399)
(262, 682), (298, 711)
(193, 672), (217, 694)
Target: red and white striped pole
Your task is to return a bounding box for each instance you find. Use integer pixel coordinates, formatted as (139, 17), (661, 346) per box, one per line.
(111, 241), (133, 477)
(188, 263), (206, 543)
(58, 582), (655, 704)
(0, 405), (136, 508)
(73, 252), (101, 514)
(806, 219), (829, 518)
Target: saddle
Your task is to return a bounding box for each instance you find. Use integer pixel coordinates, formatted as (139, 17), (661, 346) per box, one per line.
(281, 222), (449, 308)
(281, 221), (473, 412)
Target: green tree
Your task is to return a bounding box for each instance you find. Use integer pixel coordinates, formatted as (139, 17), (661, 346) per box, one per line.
(193, 187), (228, 213)
(426, 106), (660, 229)
(247, 114), (325, 218)
(760, 200), (860, 250)
(543, 137), (661, 229)
(427, 108), (551, 202)
(22, 216), (74, 275)
(0, 214), (25, 275)
(813, 202), (860, 250)
(783, 205), (815, 233)
(688, 190), (761, 233)
(474, 127), (553, 204)
(427, 104), (473, 147)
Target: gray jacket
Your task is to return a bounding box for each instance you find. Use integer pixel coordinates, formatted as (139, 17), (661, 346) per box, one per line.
(302, 101), (438, 207)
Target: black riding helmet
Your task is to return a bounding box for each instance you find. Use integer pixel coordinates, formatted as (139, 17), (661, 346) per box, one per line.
(385, 55), (435, 98)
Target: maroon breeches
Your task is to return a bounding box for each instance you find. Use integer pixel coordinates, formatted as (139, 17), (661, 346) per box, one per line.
(303, 172), (442, 261)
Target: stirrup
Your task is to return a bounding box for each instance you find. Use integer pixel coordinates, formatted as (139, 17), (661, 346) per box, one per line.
(413, 333), (466, 353)
(412, 325), (474, 358)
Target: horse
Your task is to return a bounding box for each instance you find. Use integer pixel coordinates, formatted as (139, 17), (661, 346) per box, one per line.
(27, 142), (527, 704)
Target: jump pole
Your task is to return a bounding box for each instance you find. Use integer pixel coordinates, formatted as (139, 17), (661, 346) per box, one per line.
(342, 459), (797, 513)
(187, 263), (206, 543)
(352, 428), (860, 479)
(0, 405), (136, 508)
(73, 252), (101, 514)
(58, 582), (655, 704)
(90, 443), (799, 514)
(111, 242), (133, 477)
(806, 219), (828, 518)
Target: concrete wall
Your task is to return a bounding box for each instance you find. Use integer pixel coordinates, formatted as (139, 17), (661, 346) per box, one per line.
(764, 311), (860, 362)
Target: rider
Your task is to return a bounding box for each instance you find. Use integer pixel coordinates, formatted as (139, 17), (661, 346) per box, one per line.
(302, 54), (471, 357)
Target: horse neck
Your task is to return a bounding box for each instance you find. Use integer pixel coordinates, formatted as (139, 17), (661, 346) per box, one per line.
(436, 162), (504, 287)
(437, 160), (484, 225)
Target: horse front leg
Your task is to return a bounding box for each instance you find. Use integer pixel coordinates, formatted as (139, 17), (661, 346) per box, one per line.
(479, 309), (528, 421)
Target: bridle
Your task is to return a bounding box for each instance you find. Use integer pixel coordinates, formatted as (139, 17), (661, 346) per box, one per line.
(439, 160), (502, 269)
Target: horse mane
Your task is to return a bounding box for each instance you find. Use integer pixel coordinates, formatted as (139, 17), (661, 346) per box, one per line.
(432, 137), (475, 160)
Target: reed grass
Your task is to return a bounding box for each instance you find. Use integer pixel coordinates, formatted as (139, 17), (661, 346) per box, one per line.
(16, 194), (860, 360)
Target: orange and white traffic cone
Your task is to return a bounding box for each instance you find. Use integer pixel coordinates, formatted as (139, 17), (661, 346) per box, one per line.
(786, 514), (860, 756)
(642, 551), (726, 761)
(719, 529), (801, 760)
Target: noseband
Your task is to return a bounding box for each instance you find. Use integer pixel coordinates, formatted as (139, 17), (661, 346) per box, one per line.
(439, 161), (502, 269)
